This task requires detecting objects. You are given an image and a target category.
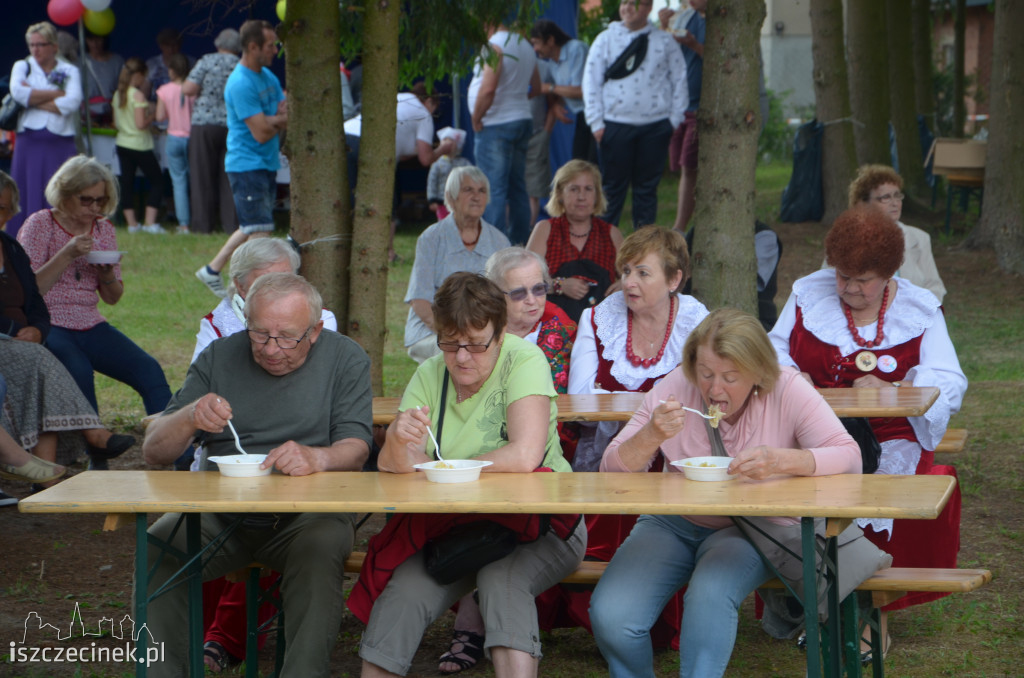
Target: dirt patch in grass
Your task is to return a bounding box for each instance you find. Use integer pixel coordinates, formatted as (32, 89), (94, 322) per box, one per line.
(2, 220), (1021, 677)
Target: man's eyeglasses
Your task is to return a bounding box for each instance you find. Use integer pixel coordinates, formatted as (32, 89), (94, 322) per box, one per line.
(437, 332), (496, 354)
(873, 191), (904, 205)
(247, 327), (312, 350)
(78, 195), (109, 207)
(504, 282), (549, 302)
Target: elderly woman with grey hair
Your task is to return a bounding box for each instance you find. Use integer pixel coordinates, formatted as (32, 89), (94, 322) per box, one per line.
(403, 166), (511, 363)
(181, 28), (242, 234)
(18, 155), (171, 419)
(192, 237), (337, 363)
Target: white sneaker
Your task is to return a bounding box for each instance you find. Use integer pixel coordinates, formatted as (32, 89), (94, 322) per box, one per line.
(127, 224), (142, 234)
(142, 223), (167, 234)
(195, 266), (227, 298)
(176, 225), (190, 235)
(0, 491), (18, 507)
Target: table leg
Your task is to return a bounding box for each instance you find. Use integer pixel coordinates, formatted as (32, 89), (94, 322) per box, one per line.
(135, 513), (149, 678)
(800, 517), (822, 677)
(187, 514), (204, 677)
(822, 533), (843, 676)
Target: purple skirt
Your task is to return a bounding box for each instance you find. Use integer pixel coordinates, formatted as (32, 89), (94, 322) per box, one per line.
(6, 128), (77, 238)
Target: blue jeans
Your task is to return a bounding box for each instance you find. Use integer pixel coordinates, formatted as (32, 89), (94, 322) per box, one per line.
(475, 118), (532, 245)
(227, 169), (277, 234)
(46, 323), (171, 415)
(590, 514), (771, 678)
(165, 135), (190, 226)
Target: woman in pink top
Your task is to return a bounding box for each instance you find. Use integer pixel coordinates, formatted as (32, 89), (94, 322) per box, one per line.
(17, 155), (171, 421)
(156, 54), (195, 234)
(589, 308), (860, 678)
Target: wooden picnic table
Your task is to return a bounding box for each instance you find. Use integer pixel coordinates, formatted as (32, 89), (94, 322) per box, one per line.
(372, 387), (940, 425)
(20, 470), (955, 678)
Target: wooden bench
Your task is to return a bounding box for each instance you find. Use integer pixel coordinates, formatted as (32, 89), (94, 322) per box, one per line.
(240, 554), (989, 677)
(935, 428), (968, 454)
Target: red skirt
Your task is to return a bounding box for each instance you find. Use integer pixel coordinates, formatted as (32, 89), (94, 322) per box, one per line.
(864, 462), (962, 611)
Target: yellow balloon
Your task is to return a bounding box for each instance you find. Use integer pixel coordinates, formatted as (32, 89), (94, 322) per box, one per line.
(276, 0), (286, 21)
(83, 8), (116, 36)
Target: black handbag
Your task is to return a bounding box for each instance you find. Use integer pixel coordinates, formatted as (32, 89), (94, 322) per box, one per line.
(423, 520), (520, 585)
(839, 417), (881, 475)
(420, 368), (521, 585)
(0, 61), (28, 132)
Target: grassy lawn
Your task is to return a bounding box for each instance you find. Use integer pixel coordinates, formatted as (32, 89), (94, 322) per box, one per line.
(75, 161), (1024, 676)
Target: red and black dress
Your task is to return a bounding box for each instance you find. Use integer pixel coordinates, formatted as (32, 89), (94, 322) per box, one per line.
(544, 215), (618, 322)
(769, 269), (967, 610)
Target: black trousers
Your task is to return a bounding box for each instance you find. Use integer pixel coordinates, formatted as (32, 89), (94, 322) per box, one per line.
(116, 145), (163, 210)
(598, 119), (673, 229)
(188, 124), (237, 233)
(572, 110), (599, 165)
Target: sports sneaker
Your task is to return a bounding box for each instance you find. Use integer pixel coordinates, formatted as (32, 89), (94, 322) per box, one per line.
(195, 266), (227, 298)
(127, 224), (142, 234)
(142, 223), (167, 234)
(176, 225), (190, 235)
(0, 490), (18, 507)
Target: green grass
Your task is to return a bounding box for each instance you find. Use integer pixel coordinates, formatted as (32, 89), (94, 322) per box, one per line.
(79, 161), (1024, 677)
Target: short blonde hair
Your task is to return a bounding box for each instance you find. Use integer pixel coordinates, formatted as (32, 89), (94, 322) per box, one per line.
(682, 308), (780, 393)
(26, 22), (58, 48)
(45, 155), (119, 218)
(544, 159), (607, 218)
(615, 227), (690, 288)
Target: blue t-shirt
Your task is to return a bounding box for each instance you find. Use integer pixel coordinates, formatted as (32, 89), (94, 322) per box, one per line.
(683, 12), (705, 111)
(224, 64), (284, 173)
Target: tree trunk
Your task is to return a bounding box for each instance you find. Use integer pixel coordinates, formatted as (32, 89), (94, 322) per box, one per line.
(952, 0), (966, 137)
(347, 0), (400, 395)
(886, 0), (927, 197)
(911, 0), (936, 130)
(847, 0), (892, 166)
(810, 0), (857, 225)
(965, 0), (1024, 274)
(689, 0), (765, 314)
(280, 0), (350, 328)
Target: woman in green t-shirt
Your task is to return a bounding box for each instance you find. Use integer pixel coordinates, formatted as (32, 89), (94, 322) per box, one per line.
(350, 272), (586, 678)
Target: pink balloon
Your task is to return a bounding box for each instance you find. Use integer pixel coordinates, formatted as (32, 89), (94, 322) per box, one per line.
(47, 0), (85, 26)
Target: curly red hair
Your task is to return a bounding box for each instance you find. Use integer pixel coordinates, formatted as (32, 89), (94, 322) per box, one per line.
(825, 207), (904, 279)
(848, 164), (903, 207)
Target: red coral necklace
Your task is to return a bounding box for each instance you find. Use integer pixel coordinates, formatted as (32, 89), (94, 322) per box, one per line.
(626, 295), (676, 368)
(843, 282), (890, 348)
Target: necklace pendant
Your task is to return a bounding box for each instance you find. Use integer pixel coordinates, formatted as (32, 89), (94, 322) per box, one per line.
(855, 351), (878, 372)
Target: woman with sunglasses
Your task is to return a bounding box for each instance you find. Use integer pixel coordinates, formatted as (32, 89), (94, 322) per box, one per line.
(17, 155), (171, 423)
(349, 272), (585, 678)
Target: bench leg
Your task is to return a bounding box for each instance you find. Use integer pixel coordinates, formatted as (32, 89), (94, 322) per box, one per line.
(246, 568), (260, 678)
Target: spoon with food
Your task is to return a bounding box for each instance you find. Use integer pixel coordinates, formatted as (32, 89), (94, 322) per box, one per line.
(660, 401), (725, 429)
(418, 407), (450, 467)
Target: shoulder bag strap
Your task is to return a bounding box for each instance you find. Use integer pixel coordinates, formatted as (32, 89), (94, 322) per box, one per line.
(433, 368), (450, 457)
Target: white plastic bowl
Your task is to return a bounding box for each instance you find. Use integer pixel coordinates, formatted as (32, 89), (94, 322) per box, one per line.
(670, 456), (735, 482)
(207, 454), (271, 477)
(86, 250), (124, 265)
(413, 459), (493, 483)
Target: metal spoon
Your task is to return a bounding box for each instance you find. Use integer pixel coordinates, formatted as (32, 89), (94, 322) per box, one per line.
(226, 419), (248, 455)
